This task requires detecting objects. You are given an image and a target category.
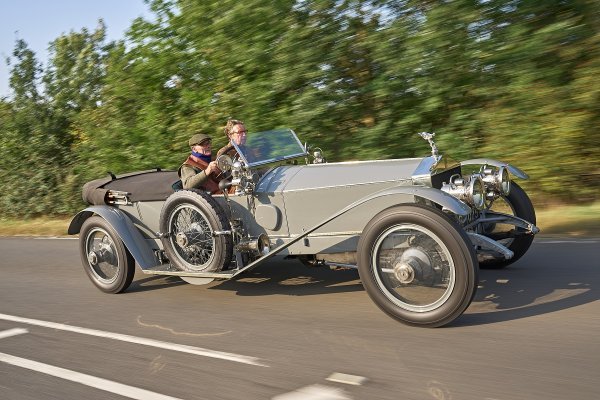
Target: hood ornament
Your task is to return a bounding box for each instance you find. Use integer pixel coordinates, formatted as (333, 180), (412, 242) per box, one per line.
(418, 132), (438, 157)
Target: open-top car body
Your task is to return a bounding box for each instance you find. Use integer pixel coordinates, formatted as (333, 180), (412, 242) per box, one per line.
(69, 129), (539, 327)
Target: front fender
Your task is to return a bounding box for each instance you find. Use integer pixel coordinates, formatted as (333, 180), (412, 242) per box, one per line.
(386, 186), (472, 216)
(69, 206), (159, 269)
(461, 158), (529, 180)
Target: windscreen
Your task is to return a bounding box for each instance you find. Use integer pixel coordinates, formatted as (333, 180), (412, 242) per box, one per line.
(232, 128), (307, 167)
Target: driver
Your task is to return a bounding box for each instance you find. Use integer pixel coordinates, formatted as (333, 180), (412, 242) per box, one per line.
(179, 132), (223, 193)
(216, 118), (247, 159)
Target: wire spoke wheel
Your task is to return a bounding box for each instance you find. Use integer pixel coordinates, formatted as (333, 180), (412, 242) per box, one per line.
(160, 190), (233, 273)
(168, 204), (216, 270)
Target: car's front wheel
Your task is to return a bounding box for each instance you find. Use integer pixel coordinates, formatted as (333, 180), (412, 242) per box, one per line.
(79, 216), (135, 293)
(357, 205), (478, 327)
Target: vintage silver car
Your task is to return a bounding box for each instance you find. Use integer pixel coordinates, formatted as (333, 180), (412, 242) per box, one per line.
(69, 129), (539, 327)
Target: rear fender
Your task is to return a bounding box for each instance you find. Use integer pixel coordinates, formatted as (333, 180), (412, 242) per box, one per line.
(461, 158), (529, 180)
(69, 206), (159, 268)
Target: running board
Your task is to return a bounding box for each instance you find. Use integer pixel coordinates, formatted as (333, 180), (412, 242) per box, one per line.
(142, 267), (238, 280)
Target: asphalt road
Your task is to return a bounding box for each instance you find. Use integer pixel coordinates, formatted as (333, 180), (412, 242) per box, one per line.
(0, 236), (599, 400)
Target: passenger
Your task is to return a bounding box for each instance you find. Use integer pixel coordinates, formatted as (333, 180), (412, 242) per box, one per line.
(179, 132), (223, 193)
(216, 118), (247, 159)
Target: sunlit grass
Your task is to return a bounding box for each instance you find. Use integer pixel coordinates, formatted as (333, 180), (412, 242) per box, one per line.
(536, 202), (600, 236)
(0, 217), (71, 237)
(0, 203), (598, 237)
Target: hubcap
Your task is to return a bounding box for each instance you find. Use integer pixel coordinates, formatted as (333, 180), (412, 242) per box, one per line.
(394, 259), (416, 284)
(87, 251), (98, 266)
(176, 232), (189, 247)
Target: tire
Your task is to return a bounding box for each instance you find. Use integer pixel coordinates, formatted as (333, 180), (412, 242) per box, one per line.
(79, 216), (135, 293)
(479, 181), (536, 269)
(159, 189), (233, 272)
(357, 204), (478, 327)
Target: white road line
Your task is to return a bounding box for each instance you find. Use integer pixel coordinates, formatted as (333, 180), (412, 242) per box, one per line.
(326, 372), (367, 386)
(538, 240), (599, 244)
(0, 328), (28, 339)
(0, 352), (184, 400)
(31, 237), (76, 239)
(272, 384), (350, 400)
(0, 313), (267, 367)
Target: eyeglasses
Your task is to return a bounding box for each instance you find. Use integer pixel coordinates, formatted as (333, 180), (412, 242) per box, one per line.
(231, 130), (247, 136)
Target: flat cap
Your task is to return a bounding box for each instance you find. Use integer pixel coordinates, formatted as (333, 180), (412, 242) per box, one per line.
(189, 133), (211, 146)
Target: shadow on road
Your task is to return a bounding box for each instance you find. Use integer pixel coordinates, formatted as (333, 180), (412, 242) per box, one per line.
(454, 242), (599, 327)
(126, 241), (599, 327)
(126, 257), (363, 296)
(211, 258), (364, 296)
(129, 275), (188, 292)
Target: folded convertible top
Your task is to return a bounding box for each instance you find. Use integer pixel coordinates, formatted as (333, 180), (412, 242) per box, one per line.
(82, 169), (180, 205)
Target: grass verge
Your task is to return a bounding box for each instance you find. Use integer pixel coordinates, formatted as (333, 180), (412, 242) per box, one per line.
(0, 217), (72, 237)
(1, 203), (599, 237)
(535, 202), (600, 236)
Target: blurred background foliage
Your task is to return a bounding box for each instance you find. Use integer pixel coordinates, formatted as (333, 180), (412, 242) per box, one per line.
(0, 0), (598, 217)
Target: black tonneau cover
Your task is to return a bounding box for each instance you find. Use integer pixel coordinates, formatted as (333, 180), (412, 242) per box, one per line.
(82, 169), (180, 205)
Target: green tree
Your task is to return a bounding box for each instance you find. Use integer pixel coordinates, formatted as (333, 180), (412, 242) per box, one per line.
(0, 40), (50, 216)
(2, 0), (599, 218)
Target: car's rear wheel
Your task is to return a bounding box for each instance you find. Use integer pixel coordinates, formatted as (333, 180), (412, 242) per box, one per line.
(80, 216), (135, 293)
(358, 204), (478, 327)
(159, 190), (233, 272)
(479, 182), (536, 269)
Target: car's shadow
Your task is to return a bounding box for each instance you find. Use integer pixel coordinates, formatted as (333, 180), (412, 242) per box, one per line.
(454, 244), (599, 327)
(129, 275), (188, 292)
(129, 244), (599, 326)
(211, 258), (364, 296)
(128, 257), (363, 296)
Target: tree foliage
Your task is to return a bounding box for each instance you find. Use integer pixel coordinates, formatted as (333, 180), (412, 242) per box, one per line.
(1, 0), (598, 217)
